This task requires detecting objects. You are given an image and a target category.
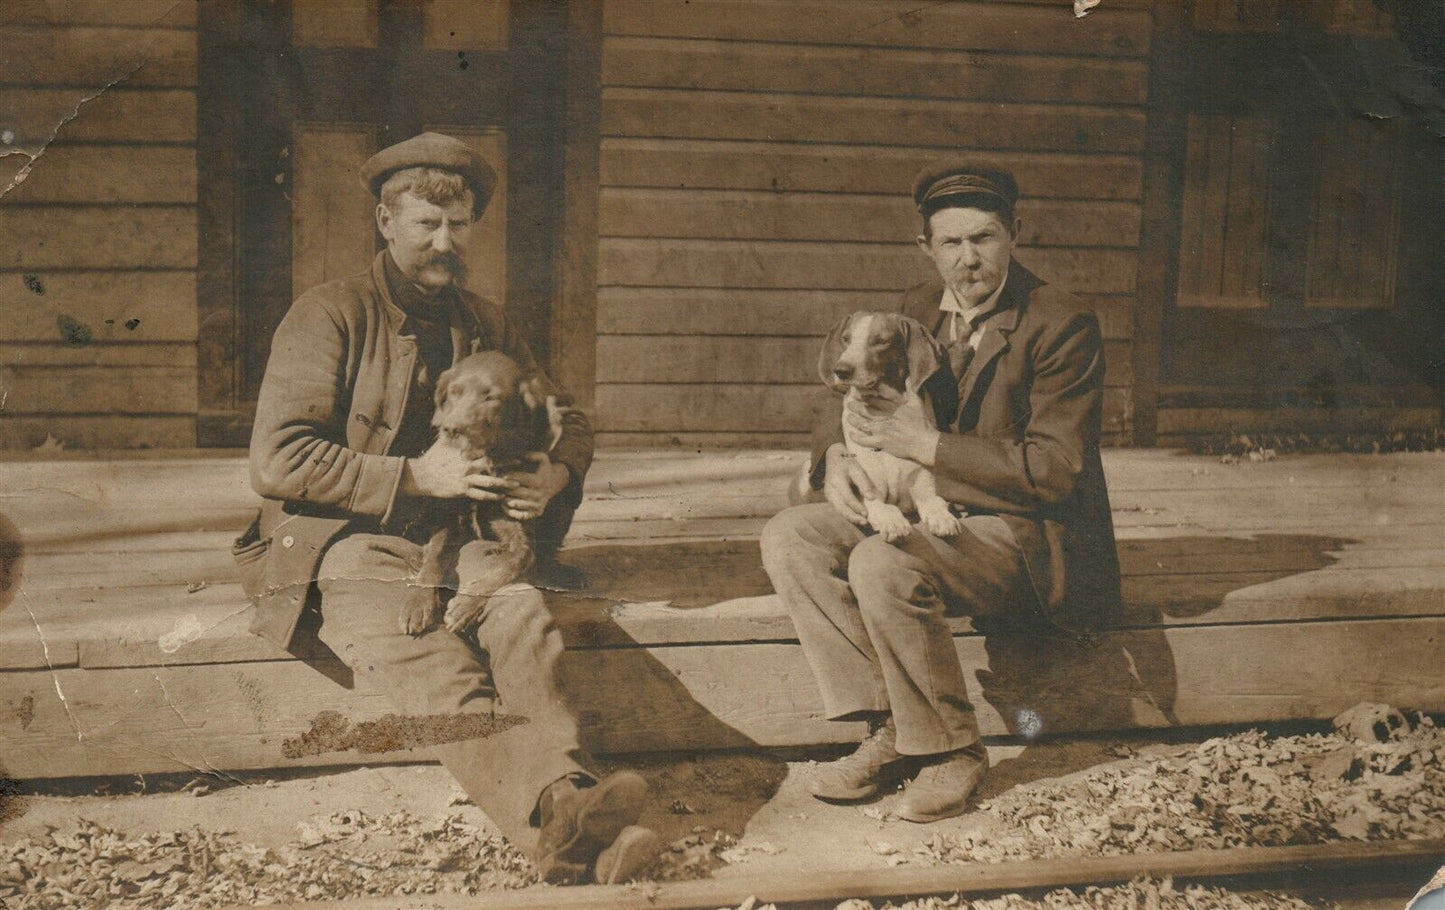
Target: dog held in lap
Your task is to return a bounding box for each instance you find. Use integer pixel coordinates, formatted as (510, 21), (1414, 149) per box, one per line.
(399, 349), (560, 635)
(819, 311), (965, 542)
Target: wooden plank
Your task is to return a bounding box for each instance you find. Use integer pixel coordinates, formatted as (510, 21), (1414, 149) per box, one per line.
(0, 206), (197, 270)
(1, 144), (196, 203)
(601, 139), (1144, 200)
(0, 24), (196, 87)
(594, 336), (1134, 388)
(0, 1), (197, 27)
(597, 431), (811, 450)
(552, 0), (605, 412)
(603, 88), (1148, 154)
(601, 0), (1151, 58)
(0, 343), (196, 368)
(597, 289), (1136, 340)
(1221, 115), (1270, 304)
(601, 36), (1150, 105)
(598, 239), (1138, 294)
(3, 615), (1442, 776)
(0, 364), (196, 414)
(0, 271), (197, 341)
(599, 189), (1143, 248)
(237, 841), (1445, 910)
(1156, 407), (1444, 436)
(0, 416), (195, 451)
(0, 87), (195, 145)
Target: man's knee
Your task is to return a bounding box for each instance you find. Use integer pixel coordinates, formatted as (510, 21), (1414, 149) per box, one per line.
(318, 533), (417, 590)
(761, 504), (844, 568)
(848, 535), (932, 606)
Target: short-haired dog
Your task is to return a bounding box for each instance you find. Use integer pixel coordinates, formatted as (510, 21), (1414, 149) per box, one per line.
(819, 311), (965, 543)
(398, 350), (559, 636)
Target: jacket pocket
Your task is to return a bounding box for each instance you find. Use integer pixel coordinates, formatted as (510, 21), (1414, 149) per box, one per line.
(232, 511), (270, 599)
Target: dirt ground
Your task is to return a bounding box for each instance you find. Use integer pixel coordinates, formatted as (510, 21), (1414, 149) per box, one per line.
(2, 716), (1443, 908)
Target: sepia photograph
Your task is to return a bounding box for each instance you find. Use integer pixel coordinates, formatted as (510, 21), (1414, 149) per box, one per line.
(1, 0), (1443, 907)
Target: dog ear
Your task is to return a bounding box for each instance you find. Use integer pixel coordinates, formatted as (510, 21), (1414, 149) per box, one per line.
(817, 313), (854, 393)
(900, 316), (945, 393)
(433, 364), (456, 411)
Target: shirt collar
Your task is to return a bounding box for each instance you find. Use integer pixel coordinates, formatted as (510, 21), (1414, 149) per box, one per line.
(938, 270), (1008, 326)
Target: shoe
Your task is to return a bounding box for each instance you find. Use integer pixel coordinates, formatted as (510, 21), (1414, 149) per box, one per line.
(594, 825), (661, 884)
(894, 743), (988, 823)
(531, 559), (589, 592)
(534, 771), (647, 884)
(808, 717), (907, 802)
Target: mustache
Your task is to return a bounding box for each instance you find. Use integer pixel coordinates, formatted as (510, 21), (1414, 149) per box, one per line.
(421, 251), (464, 273)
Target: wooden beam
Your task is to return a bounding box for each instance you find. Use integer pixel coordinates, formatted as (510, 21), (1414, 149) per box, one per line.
(234, 839), (1445, 909)
(1130, 0), (1190, 445)
(551, 0), (604, 412)
(0, 87), (195, 144)
(0, 24), (197, 88)
(0, 207), (197, 270)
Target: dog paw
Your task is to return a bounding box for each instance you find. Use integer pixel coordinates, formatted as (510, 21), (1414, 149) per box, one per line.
(398, 589), (439, 636)
(444, 593), (487, 633)
(921, 509), (965, 539)
(875, 514), (913, 543)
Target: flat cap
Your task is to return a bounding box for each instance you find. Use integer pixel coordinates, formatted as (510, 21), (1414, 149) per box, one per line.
(359, 131), (497, 215)
(912, 159), (1018, 213)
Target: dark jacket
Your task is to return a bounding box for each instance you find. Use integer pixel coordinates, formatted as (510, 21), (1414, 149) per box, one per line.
(236, 252), (593, 650)
(810, 261), (1121, 633)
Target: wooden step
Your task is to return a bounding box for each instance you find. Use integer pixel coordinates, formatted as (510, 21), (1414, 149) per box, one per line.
(1, 450), (1442, 779)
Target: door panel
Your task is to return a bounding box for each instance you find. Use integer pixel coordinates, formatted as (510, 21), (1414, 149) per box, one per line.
(291, 124), (379, 301)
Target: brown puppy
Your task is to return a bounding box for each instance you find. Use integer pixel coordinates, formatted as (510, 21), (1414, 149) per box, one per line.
(819, 311), (965, 542)
(399, 350), (556, 636)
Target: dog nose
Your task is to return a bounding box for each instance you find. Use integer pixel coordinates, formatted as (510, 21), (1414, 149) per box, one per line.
(833, 364), (854, 382)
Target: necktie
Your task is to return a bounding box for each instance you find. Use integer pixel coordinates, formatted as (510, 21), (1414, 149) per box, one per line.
(947, 311), (976, 381)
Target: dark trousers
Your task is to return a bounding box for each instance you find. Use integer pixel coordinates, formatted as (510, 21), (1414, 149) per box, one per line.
(760, 503), (1035, 755)
(316, 533), (588, 857)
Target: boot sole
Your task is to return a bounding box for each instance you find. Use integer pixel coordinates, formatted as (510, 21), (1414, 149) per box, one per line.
(594, 826), (662, 884)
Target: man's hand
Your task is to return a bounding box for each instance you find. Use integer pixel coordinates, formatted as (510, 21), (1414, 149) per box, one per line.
(822, 443), (877, 526)
(844, 399), (940, 466)
(502, 452), (571, 521)
(401, 443), (509, 502)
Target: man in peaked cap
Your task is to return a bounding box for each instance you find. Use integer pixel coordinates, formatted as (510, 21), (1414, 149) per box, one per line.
(239, 132), (659, 883)
(761, 159), (1121, 822)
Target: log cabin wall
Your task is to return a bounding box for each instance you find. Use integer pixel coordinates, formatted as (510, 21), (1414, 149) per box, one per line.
(592, 0), (1151, 447)
(0, 1), (199, 451)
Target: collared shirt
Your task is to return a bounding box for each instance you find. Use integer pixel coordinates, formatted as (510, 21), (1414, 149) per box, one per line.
(939, 271), (1008, 348)
(382, 251), (456, 459)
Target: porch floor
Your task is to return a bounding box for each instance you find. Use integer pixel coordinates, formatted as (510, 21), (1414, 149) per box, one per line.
(1, 449), (1443, 779)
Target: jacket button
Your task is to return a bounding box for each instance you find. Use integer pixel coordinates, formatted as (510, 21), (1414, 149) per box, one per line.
(281, 535), (295, 548)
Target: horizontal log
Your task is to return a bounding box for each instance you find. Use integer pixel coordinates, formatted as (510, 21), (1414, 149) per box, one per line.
(601, 139), (1144, 200)
(0, 1), (197, 27)
(2, 615), (1441, 776)
(597, 288), (1136, 340)
(0, 342), (196, 367)
(599, 189), (1143, 247)
(0, 271), (198, 341)
(0, 206), (196, 269)
(602, 36), (1149, 105)
(0, 363), (196, 414)
(1157, 407), (1444, 436)
(603, 88), (1148, 153)
(595, 336), (1134, 388)
(598, 239), (1139, 294)
(2, 144), (196, 203)
(0, 24), (196, 87)
(593, 383), (1132, 432)
(0, 87), (195, 146)
(602, 0), (1151, 57)
(0, 415), (195, 450)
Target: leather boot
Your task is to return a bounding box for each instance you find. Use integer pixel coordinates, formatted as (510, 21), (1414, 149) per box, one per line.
(895, 743), (988, 823)
(594, 825), (662, 884)
(534, 771), (647, 883)
(808, 716), (908, 801)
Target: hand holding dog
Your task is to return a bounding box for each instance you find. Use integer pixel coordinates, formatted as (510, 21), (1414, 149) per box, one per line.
(844, 398), (940, 467)
(402, 442), (510, 502)
(823, 443), (877, 526)
(503, 452), (571, 521)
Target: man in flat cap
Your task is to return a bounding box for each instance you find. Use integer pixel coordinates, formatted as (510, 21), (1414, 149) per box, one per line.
(761, 160), (1121, 821)
(239, 132), (658, 883)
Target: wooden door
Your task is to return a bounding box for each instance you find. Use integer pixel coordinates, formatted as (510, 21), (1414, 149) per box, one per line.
(1158, 0), (1440, 424)
(198, 0), (569, 445)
